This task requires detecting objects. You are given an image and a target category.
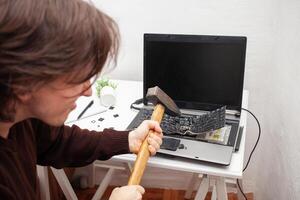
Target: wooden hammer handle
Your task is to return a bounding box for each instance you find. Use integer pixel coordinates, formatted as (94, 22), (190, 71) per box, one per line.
(128, 104), (165, 185)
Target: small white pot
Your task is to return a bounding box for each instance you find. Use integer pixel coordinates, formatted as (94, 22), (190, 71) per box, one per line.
(100, 86), (116, 107)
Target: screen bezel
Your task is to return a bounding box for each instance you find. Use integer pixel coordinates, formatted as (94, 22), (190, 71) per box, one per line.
(143, 33), (247, 111)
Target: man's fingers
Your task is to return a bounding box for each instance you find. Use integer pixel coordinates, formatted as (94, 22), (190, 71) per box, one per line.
(148, 145), (157, 156)
(149, 133), (163, 145)
(135, 185), (145, 194)
(137, 194), (142, 200)
(148, 137), (160, 151)
(154, 123), (163, 133)
(143, 120), (162, 133)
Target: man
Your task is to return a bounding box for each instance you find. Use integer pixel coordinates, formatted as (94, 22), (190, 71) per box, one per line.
(0, 0), (163, 200)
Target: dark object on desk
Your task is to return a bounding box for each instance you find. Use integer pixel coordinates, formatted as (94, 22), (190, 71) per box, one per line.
(128, 86), (181, 186)
(109, 106), (115, 110)
(77, 100), (94, 120)
(113, 114), (119, 118)
(98, 117), (104, 121)
(161, 137), (181, 151)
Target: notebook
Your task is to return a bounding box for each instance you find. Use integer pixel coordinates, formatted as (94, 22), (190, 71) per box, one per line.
(128, 33), (247, 165)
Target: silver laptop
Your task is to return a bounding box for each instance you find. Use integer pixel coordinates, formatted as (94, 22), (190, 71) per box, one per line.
(128, 33), (247, 166)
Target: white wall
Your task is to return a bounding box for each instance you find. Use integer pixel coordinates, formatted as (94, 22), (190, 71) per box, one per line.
(252, 0), (300, 199)
(91, 0), (300, 199)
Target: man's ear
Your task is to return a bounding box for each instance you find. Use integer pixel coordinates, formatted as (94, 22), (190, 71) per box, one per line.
(15, 90), (32, 104)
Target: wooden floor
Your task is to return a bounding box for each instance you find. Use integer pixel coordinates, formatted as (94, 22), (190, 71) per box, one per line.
(75, 186), (253, 200)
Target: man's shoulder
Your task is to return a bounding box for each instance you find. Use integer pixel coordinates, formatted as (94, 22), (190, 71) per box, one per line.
(18, 118), (48, 138)
(15, 118), (37, 138)
(12, 118), (35, 131)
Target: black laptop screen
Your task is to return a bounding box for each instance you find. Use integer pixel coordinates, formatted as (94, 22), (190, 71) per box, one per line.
(143, 34), (247, 111)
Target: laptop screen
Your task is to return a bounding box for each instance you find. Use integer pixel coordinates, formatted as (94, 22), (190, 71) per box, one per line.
(143, 34), (247, 111)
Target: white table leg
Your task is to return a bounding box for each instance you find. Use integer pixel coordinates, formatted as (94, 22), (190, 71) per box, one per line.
(194, 175), (209, 200)
(215, 177), (228, 200)
(37, 166), (51, 200)
(184, 173), (199, 199)
(123, 162), (133, 177)
(50, 168), (78, 200)
(87, 163), (96, 188)
(211, 179), (217, 200)
(91, 168), (115, 200)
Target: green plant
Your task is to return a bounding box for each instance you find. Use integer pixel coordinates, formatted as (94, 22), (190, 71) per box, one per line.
(96, 78), (117, 97)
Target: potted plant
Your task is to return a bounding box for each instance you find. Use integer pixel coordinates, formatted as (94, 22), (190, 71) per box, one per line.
(96, 78), (118, 107)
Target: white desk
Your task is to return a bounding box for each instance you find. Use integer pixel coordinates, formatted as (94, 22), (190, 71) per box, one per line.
(45, 79), (248, 200)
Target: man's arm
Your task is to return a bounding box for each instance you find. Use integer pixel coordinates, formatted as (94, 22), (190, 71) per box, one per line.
(32, 119), (130, 169)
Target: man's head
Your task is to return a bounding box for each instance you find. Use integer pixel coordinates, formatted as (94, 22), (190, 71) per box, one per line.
(0, 0), (119, 123)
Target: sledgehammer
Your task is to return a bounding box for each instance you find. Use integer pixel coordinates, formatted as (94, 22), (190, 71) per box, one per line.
(128, 86), (181, 185)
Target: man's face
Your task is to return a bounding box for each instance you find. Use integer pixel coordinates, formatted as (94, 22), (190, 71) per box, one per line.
(26, 76), (92, 126)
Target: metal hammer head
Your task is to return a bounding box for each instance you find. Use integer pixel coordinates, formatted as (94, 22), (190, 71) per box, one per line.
(146, 86), (181, 116)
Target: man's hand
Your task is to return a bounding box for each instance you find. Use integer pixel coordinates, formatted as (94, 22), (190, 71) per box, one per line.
(128, 120), (163, 156)
(109, 185), (145, 200)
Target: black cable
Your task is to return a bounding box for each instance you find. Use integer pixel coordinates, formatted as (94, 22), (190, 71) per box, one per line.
(130, 98), (144, 111)
(236, 108), (261, 200)
(237, 179), (248, 200)
(241, 108), (261, 172)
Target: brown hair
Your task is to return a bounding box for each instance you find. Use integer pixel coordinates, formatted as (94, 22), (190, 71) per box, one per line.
(0, 0), (119, 122)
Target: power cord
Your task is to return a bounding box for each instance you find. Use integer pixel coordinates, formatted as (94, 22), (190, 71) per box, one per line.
(130, 98), (143, 110)
(241, 108), (261, 172)
(236, 108), (261, 200)
(237, 179), (248, 200)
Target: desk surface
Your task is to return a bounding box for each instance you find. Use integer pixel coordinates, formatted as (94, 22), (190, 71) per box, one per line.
(68, 79), (248, 179)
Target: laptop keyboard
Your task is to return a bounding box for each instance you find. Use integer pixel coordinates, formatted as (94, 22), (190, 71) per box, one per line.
(127, 106), (226, 137)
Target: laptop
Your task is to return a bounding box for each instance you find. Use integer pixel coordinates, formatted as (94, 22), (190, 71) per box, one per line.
(128, 33), (247, 165)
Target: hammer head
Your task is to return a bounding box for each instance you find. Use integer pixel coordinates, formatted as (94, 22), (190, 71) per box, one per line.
(146, 86), (181, 116)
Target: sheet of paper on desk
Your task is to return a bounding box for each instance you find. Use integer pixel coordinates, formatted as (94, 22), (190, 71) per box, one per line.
(65, 97), (107, 124)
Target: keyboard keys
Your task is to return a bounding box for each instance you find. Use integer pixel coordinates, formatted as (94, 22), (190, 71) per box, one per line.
(128, 106), (226, 137)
